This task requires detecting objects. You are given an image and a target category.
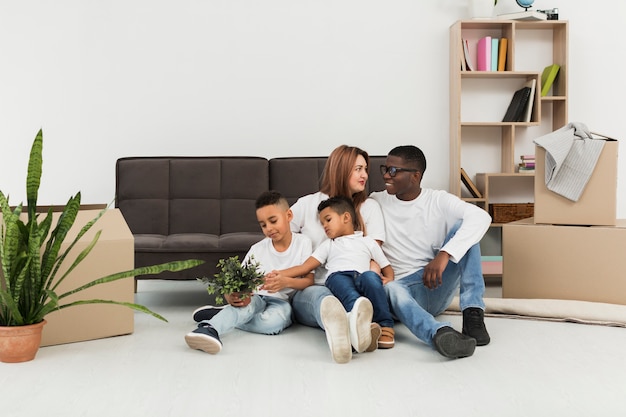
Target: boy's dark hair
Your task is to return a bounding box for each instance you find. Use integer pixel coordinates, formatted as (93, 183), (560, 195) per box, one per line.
(388, 145), (427, 174)
(317, 196), (359, 230)
(255, 190), (289, 210)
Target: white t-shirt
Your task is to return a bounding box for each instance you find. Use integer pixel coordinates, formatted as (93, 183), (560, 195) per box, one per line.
(311, 231), (390, 281)
(243, 232), (313, 300)
(290, 191), (385, 283)
(370, 188), (491, 279)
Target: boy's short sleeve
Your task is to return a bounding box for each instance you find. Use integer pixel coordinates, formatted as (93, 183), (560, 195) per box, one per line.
(311, 239), (331, 265)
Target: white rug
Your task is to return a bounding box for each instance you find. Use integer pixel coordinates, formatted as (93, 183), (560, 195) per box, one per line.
(447, 297), (626, 327)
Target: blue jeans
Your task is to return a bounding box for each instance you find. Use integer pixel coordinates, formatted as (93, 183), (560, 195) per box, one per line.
(325, 270), (394, 328)
(291, 285), (334, 329)
(385, 222), (485, 346)
(205, 295), (292, 336)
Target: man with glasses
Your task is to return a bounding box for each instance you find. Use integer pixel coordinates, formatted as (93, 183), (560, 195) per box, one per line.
(371, 145), (491, 359)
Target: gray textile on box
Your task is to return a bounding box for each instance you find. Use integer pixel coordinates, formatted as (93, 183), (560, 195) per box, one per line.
(534, 122), (605, 202)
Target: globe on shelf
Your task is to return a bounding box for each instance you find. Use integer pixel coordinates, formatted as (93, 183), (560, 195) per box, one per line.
(516, 0), (534, 10)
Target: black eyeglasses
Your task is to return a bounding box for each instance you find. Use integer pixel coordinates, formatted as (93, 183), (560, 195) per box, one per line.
(380, 165), (419, 177)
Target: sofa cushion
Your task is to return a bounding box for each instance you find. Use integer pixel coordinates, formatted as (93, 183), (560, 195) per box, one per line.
(117, 157), (269, 236)
(269, 157), (327, 205)
(366, 156), (388, 194)
(269, 156), (388, 205)
(219, 232), (265, 250)
(134, 232), (264, 252)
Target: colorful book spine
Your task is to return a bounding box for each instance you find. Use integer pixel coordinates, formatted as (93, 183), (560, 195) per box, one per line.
(540, 64), (561, 96)
(522, 78), (536, 123)
(463, 38), (474, 71)
(497, 38), (508, 71)
(519, 154), (536, 172)
(476, 36), (491, 71)
(491, 38), (499, 71)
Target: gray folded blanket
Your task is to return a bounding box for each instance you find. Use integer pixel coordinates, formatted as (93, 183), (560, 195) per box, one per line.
(534, 122), (605, 202)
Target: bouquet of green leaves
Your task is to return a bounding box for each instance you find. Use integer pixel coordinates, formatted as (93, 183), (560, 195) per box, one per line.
(199, 255), (265, 305)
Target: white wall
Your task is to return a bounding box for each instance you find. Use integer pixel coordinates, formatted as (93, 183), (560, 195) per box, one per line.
(1, 0), (624, 215)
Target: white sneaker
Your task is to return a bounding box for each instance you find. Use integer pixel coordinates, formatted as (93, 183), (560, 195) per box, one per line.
(348, 297), (374, 353)
(320, 296), (351, 364)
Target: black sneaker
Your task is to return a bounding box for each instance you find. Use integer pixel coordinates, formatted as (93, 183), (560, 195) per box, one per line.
(192, 305), (226, 322)
(433, 326), (476, 359)
(185, 323), (223, 354)
(462, 307), (491, 346)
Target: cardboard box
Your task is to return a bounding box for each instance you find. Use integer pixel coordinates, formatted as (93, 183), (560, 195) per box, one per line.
(502, 218), (626, 305)
(38, 209), (135, 346)
(534, 139), (618, 226)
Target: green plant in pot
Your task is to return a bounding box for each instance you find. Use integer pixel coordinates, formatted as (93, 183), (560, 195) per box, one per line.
(198, 255), (264, 305)
(0, 129), (204, 363)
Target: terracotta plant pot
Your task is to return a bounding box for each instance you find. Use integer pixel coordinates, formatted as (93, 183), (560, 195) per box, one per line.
(232, 292), (253, 307)
(0, 320), (47, 363)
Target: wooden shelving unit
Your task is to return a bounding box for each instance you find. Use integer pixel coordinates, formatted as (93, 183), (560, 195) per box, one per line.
(450, 20), (569, 219)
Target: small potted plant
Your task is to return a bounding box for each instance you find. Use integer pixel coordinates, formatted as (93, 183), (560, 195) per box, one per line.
(199, 255), (265, 305)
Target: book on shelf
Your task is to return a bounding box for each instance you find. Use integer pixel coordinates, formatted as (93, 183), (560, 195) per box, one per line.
(522, 78), (537, 123)
(497, 10), (548, 21)
(502, 85), (532, 122)
(462, 38), (474, 71)
(481, 255), (503, 276)
(490, 38), (499, 71)
(481, 255), (503, 262)
(497, 38), (507, 71)
(540, 64), (560, 96)
(476, 36), (491, 71)
(460, 168), (482, 198)
(518, 154), (536, 173)
(460, 42), (466, 71)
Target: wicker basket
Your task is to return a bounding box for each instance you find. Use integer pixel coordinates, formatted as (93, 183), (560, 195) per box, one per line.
(489, 203), (534, 223)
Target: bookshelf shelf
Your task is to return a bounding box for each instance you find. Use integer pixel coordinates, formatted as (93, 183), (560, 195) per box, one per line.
(541, 96), (566, 102)
(450, 19), (568, 224)
(461, 71), (540, 78)
(461, 121), (538, 127)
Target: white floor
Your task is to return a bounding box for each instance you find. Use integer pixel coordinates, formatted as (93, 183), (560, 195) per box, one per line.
(4, 279), (626, 417)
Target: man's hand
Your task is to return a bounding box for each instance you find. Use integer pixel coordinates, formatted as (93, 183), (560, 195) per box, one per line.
(422, 251), (450, 289)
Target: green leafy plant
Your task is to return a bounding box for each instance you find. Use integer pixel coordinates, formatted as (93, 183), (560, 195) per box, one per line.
(0, 129), (204, 326)
(199, 255), (264, 305)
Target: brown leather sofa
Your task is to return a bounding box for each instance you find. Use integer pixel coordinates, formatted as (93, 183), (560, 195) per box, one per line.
(115, 155), (387, 284)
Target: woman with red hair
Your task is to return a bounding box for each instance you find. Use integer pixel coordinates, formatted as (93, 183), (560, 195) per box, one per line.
(289, 145), (393, 363)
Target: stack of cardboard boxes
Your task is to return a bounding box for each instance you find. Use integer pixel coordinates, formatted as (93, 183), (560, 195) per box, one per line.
(502, 138), (625, 305)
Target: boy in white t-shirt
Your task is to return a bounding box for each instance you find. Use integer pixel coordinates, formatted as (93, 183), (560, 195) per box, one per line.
(185, 191), (314, 354)
(275, 196), (396, 352)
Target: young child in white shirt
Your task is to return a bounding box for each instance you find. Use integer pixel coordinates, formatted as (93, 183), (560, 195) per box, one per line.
(274, 196), (396, 352)
(185, 190), (314, 354)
